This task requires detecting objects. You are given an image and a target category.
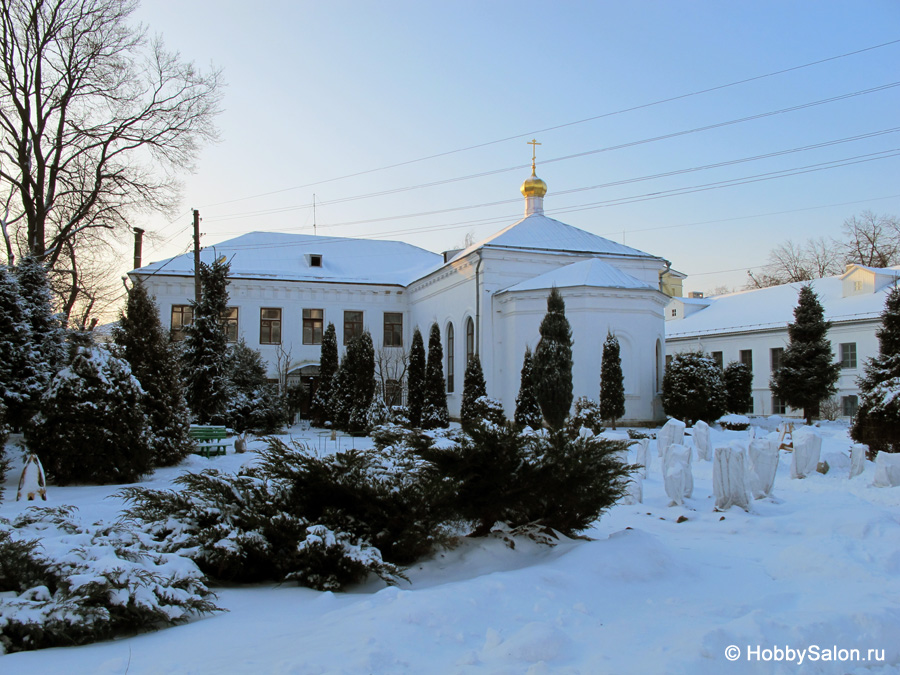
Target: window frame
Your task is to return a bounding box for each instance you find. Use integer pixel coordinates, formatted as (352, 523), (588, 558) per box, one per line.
(383, 312), (403, 348)
(446, 322), (455, 393)
(840, 342), (857, 369)
(221, 306), (239, 343)
(302, 308), (324, 346)
(772, 395), (786, 415)
(771, 347), (784, 372)
(343, 310), (364, 345)
(171, 304), (193, 341)
(465, 317), (475, 363)
(739, 349), (753, 370)
(260, 307), (282, 345)
(711, 351), (723, 369)
(842, 394), (859, 417)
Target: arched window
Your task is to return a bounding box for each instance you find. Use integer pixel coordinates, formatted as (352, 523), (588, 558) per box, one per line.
(465, 317), (475, 364)
(446, 322), (455, 393)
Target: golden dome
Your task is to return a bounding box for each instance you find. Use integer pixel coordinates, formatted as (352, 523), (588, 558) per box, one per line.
(521, 171), (548, 198)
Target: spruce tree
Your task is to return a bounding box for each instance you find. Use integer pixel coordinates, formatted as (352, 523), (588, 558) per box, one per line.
(26, 340), (152, 485)
(114, 280), (193, 467)
(851, 285), (900, 456)
(514, 346), (542, 429)
(723, 361), (753, 414)
(407, 327), (426, 427)
(599, 331), (626, 429)
(182, 258), (231, 423)
(223, 339), (285, 434)
(770, 284), (840, 425)
(311, 322), (338, 426)
(0, 264), (42, 430)
(532, 288), (573, 430)
(422, 322), (449, 429)
(661, 351), (727, 426)
(0, 401), (8, 495)
(15, 256), (66, 382)
(460, 353), (487, 431)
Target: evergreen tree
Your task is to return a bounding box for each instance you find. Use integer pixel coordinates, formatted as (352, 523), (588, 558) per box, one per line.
(661, 351), (727, 426)
(0, 264), (42, 430)
(422, 322), (449, 429)
(723, 361), (753, 414)
(26, 340), (152, 485)
(311, 323), (338, 426)
(770, 284), (840, 424)
(460, 353), (487, 432)
(599, 331), (626, 429)
(223, 339), (286, 434)
(14, 256), (66, 381)
(182, 258), (231, 423)
(407, 327), (426, 427)
(345, 331), (376, 434)
(514, 346), (542, 429)
(114, 280), (193, 467)
(0, 401), (9, 496)
(532, 288), (573, 430)
(851, 285), (900, 456)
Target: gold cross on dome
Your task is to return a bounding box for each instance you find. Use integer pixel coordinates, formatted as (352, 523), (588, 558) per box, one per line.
(527, 138), (541, 173)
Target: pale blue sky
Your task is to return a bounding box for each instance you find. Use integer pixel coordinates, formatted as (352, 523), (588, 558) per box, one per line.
(131, 0), (900, 295)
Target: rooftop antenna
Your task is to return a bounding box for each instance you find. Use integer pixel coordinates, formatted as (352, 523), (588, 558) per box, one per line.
(313, 193), (317, 236)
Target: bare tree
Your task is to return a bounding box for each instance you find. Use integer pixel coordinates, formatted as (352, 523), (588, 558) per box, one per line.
(375, 345), (408, 406)
(838, 210), (900, 268)
(0, 0), (222, 323)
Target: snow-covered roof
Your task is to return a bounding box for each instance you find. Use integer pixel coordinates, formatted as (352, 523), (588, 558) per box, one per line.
(132, 232), (443, 286)
(450, 213), (660, 262)
(499, 258), (657, 294)
(666, 275), (896, 339)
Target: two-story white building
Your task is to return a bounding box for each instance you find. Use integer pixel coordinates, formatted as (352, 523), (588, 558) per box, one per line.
(665, 265), (900, 419)
(132, 169), (673, 424)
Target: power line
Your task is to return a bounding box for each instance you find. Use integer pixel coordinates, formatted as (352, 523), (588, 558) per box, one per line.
(196, 39), (900, 210)
(200, 82), (900, 226)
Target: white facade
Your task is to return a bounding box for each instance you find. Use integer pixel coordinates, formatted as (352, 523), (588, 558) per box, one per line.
(133, 176), (672, 424)
(665, 265), (900, 419)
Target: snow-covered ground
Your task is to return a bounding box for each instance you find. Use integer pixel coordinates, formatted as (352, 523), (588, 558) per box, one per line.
(2, 422), (899, 674)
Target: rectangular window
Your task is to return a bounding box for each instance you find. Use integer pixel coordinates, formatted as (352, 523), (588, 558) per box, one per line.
(665, 354), (673, 368)
(383, 312), (403, 347)
(303, 308), (324, 345)
(740, 349), (752, 370)
(842, 395), (859, 417)
(671, 308), (677, 317)
(772, 395), (786, 415)
(171, 305), (193, 341)
(711, 351), (723, 369)
(260, 308), (282, 345)
(771, 347), (784, 372)
(221, 307), (239, 343)
(344, 310), (364, 344)
(840, 342), (857, 369)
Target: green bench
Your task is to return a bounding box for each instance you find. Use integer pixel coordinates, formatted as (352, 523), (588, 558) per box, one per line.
(189, 425), (230, 458)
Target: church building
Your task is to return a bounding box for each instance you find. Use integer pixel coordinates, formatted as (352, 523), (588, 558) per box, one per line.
(132, 160), (674, 425)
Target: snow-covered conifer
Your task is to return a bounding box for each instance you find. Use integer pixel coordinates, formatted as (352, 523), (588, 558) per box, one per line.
(852, 285), (900, 457)
(26, 340), (153, 484)
(345, 331), (376, 434)
(0, 264), (43, 430)
(460, 353), (487, 431)
(661, 351), (727, 426)
(311, 323), (338, 426)
(770, 285), (840, 424)
(514, 346), (542, 429)
(223, 339), (286, 434)
(723, 361), (753, 414)
(407, 327), (426, 427)
(114, 280), (193, 466)
(532, 288), (573, 430)
(14, 256), (65, 381)
(182, 258), (231, 423)
(599, 332), (626, 429)
(422, 322), (449, 429)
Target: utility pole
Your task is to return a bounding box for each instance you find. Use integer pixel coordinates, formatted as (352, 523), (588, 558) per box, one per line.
(193, 209), (201, 304)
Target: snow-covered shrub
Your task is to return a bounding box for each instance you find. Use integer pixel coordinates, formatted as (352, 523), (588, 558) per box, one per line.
(790, 427), (822, 479)
(693, 420), (712, 461)
(0, 402), (8, 496)
(723, 361), (752, 414)
(222, 340), (286, 434)
(25, 342), (153, 485)
(514, 346), (542, 430)
(365, 390), (390, 431)
(657, 418), (685, 458)
(663, 443), (693, 505)
(569, 396), (605, 435)
(424, 424), (633, 536)
(662, 352), (727, 425)
(121, 439), (449, 588)
(713, 445), (750, 511)
(465, 395), (506, 433)
(626, 429), (653, 440)
(0, 506), (218, 654)
(460, 353), (488, 432)
(718, 414), (750, 431)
